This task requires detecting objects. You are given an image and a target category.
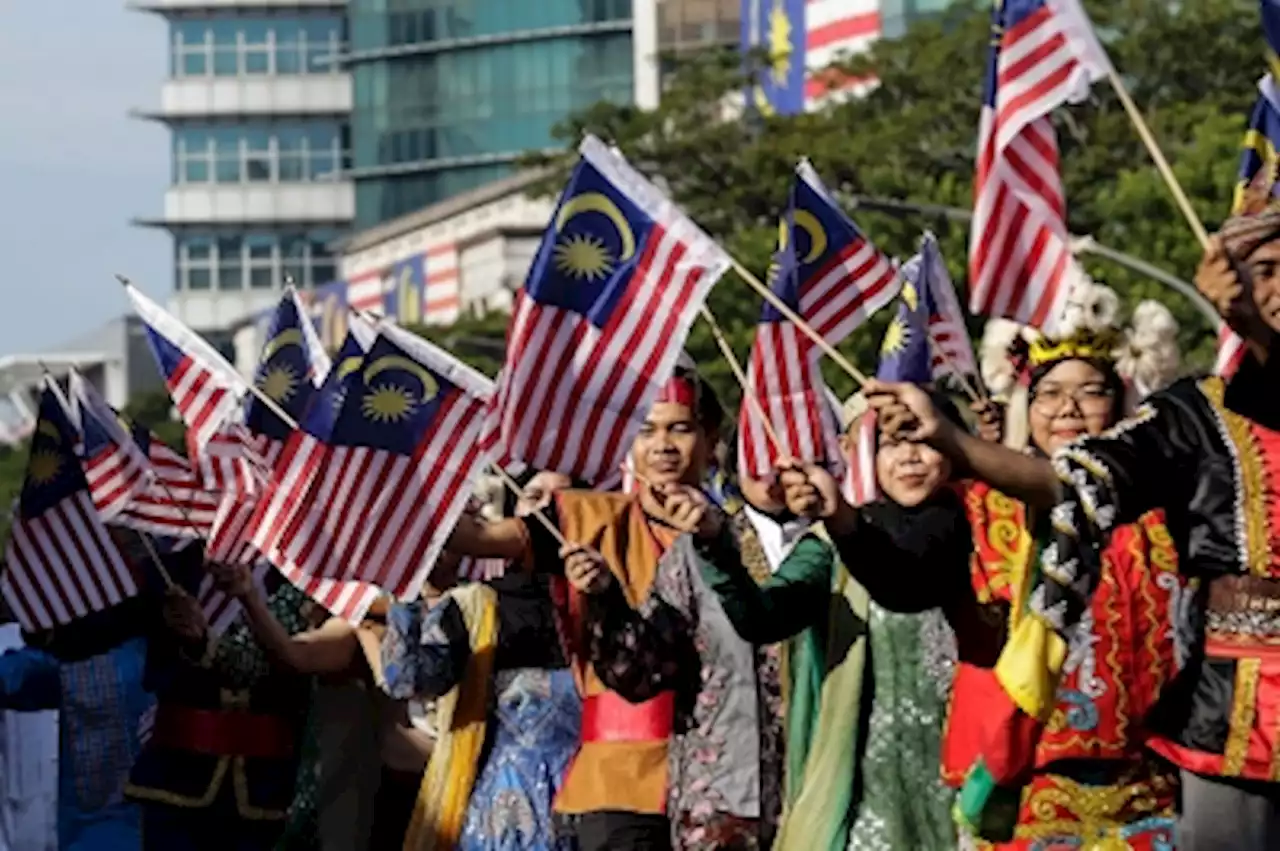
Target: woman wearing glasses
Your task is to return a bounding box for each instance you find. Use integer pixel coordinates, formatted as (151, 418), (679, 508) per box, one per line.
(785, 281), (1189, 849)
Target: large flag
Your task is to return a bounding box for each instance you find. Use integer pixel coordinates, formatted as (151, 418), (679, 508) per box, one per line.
(738, 161), (900, 479)
(487, 135), (730, 484)
(126, 284), (265, 493)
(3, 381), (138, 631)
(969, 0), (1109, 334)
(248, 322), (491, 622)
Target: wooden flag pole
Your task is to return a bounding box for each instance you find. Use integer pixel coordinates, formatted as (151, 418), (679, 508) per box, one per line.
(1102, 69), (1211, 250)
(487, 464), (569, 548)
(727, 258), (872, 386)
(697, 306), (787, 457)
(114, 274), (302, 431)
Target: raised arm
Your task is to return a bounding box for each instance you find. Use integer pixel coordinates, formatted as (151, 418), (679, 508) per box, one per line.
(698, 529), (834, 645)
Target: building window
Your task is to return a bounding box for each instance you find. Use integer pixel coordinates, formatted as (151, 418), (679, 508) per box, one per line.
(175, 231), (340, 292)
(171, 15), (342, 78)
(173, 122), (343, 185)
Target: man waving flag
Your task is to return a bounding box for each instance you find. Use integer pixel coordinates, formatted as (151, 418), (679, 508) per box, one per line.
(487, 135), (731, 484)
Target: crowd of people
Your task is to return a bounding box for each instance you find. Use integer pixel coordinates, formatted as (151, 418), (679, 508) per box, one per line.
(2, 207), (1280, 851)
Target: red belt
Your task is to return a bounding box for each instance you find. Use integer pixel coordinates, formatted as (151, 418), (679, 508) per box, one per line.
(150, 705), (296, 759)
(581, 691), (674, 742)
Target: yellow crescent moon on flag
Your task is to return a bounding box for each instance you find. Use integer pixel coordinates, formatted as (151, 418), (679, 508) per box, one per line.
(776, 217), (788, 250)
(555, 192), (637, 262)
(362, 356), (439, 403)
(336, 356), (363, 381)
(37, 420), (60, 442)
(261, 328), (303, 362)
(792, 209), (827, 264)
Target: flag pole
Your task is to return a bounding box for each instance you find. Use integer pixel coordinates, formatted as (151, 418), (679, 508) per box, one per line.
(727, 258), (871, 385)
(927, 335), (986, 404)
(697, 306), (787, 456)
(114, 274), (302, 431)
(487, 464), (568, 548)
(1101, 69), (1211, 249)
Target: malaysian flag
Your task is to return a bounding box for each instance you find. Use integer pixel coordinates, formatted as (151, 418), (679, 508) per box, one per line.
(915, 233), (979, 380)
(126, 284), (265, 494)
(968, 0), (1109, 334)
(738, 161), (900, 479)
(1214, 325), (1246, 379)
(246, 322), (491, 622)
(3, 381), (138, 631)
(488, 136), (730, 484)
(245, 288), (331, 460)
(842, 408), (878, 507)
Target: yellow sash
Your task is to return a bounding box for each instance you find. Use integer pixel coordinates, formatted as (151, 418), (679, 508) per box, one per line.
(402, 582), (499, 851)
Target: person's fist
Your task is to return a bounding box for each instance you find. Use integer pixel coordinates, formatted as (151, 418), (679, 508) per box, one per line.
(640, 483), (724, 539)
(209, 561), (254, 599)
(864, 379), (939, 443)
(777, 458), (840, 520)
(971, 399), (1004, 444)
(561, 545), (612, 595)
(1195, 237), (1246, 321)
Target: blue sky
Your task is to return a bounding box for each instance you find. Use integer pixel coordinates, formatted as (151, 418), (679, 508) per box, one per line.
(0, 3), (170, 356)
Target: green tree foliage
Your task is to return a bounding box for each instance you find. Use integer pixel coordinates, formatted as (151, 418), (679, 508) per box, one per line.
(122, 388), (187, 451)
(519, 0), (1260, 407)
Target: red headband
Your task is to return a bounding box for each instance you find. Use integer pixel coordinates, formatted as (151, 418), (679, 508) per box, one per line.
(656, 376), (697, 408)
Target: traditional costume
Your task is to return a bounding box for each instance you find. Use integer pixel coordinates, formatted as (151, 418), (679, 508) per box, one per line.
(975, 211), (1280, 848)
(953, 285), (1188, 849)
(126, 576), (313, 851)
(379, 571), (580, 851)
(510, 369), (783, 851)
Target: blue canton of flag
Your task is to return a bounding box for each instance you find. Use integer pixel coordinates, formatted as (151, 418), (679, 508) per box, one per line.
(247, 288), (331, 443)
(741, 0), (806, 116)
(3, 383), (137, 631)
(489, 136), (729, 484)
(877, 253), (938, 384)
(382, 255), (425, 325)
(521, 158), (655, 329)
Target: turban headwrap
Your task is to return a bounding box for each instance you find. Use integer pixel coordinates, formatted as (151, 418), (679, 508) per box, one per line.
(1221, 183), (1280, 259)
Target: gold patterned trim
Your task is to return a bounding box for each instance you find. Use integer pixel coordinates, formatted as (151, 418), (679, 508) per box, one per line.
(232, 756), (287, 821)
(125, 757), (231, 809)
(1224, 657), (1262, 776)
(1200, 378), (1270, 577)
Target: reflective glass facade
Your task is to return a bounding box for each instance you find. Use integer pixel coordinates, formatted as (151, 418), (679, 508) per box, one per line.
(348, 0), (635, 228)
(175, 230), (341, 292)
(172, 122), (344, 184)
(170, 15), (344, 77)
(155, 5), (352, 305)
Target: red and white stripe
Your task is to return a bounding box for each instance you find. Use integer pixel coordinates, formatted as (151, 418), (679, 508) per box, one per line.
(3, 491), (138, 631)
(739, 166), (900, 479)
(195, 558), (273, 636)
(490, 138), (729, 484)
(121, 441), (219, 539)
(968, 0), (1108, 334)
(841, 410), (878, 507)
(921, 240), (979, 378)
(344, 243), (460, 325)
(457, 556), (507, 582)
(803, 0), (881, 103)
(1214, 325), (1246, 380)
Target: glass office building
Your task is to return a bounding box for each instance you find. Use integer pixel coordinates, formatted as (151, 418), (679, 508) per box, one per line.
(131, 0), (355, 333)
(345, 0), (636, 229)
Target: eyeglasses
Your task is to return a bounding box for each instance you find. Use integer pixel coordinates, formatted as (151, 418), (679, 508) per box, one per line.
(1030, 384), (1114, 415)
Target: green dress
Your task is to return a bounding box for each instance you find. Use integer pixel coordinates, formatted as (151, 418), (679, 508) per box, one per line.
(847, 604), (957, 851)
